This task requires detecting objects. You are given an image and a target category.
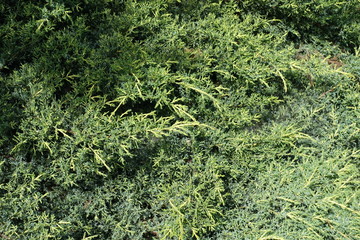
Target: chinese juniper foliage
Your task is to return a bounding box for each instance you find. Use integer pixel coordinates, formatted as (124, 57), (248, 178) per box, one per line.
(0, 0), (360, 239)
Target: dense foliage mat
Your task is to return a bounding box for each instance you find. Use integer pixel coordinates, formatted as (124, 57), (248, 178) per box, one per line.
(1, 0), (359, 239)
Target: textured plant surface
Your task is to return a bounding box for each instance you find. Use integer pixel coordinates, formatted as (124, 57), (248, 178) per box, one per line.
(1, 0), (359, 239)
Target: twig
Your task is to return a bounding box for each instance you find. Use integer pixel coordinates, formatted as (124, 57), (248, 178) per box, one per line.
(0, 233), (13, 240)
(319, 87), (335, 98)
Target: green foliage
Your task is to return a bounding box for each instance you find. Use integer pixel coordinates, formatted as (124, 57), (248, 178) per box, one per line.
(1, 0), (359, 239)
(239, 0), (360, 48)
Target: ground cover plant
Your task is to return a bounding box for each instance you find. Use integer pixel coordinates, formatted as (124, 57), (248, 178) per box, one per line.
(0, 0), (359, 239)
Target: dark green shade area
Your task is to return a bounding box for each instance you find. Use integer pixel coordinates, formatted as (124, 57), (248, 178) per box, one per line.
(0, 0), (359, 239)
